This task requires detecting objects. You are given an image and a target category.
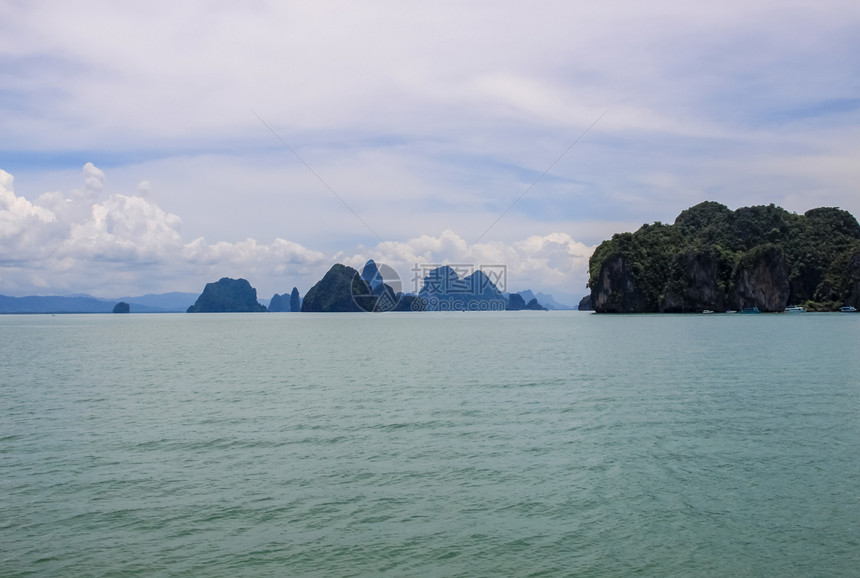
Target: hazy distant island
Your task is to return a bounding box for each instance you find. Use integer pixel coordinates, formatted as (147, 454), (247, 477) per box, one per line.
(298, 260), (543, 312)
(186, 277), (267, 313)
(301, 262), (424, 312)
(0, 269), (562, 314)
(268, 287), (302, 312)
(179, 260), (552, 313)
(588, 202), (860, 313)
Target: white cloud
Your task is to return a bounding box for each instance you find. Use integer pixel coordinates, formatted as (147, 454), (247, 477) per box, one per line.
(0, 170), (56, 242)
(0, 165), (332, 297)
(2, 1), (860, 299)
(62, 193), (183, 262)
(82, 162), (105, 192)
(0, 165), (597, 302)
(338, 229), (596, 302)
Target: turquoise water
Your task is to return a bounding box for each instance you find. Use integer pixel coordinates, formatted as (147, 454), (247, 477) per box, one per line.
(1, 312), (858, 576)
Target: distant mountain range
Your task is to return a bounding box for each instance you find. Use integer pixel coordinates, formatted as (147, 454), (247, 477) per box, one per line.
(0, 292), (198, 314)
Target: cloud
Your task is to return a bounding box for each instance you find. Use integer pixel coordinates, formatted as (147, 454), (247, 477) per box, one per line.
(338, 229), (595, 300)
(0, 170), (56, 243)
(2, 1), (860, 299)
(0, 165), (332, 296)
(5, 0), (859, 150)
(82, 162), (105, 192)
(62, 193), (183, 262)
(0, 165), (597, 302)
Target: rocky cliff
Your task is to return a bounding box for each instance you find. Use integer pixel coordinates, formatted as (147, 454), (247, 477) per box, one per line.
(729, 245), (790, 312)
(660, 249), (728, 313)
(590, 255), (650, 313)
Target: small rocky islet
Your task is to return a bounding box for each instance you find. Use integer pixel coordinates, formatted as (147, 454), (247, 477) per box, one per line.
(186, 261), (546, 313)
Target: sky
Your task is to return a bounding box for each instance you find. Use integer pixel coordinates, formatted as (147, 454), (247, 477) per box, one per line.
(2, 1), (860, 303)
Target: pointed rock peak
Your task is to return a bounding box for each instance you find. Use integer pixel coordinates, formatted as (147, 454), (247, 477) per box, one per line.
(463, 269), (502, 295)
(418, 265), (463, 296)
(289, 287), (301, 313)
(425, 265), (459, 280)
(360, 260), (382, 290)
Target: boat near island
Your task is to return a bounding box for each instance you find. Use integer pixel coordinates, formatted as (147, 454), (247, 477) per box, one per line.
(740, 307), (761, 314)
(841, 305), (858, 312)
(784, 305), (806, 313)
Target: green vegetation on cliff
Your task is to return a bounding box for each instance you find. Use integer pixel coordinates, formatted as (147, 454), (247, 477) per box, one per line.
(588, 202), (860, 312)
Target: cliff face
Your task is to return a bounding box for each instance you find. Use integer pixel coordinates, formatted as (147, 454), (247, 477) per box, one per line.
(591, 255), (648, 313)
(594, 247), (790, 313)
(847, 251), (860, 307)
(729, 246), (790, 312)
(661, 250), (727, 313)
(588, 202), (860, 313)
(187, 278), (267, 313)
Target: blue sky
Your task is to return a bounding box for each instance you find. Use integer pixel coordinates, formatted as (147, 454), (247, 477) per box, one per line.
(2, 1), (860, 303)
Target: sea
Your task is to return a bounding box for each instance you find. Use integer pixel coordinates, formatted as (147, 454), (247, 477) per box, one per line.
(1, 311), (858, 577)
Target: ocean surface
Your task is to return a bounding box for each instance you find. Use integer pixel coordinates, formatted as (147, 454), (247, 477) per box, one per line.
(1, 311), (858, 577)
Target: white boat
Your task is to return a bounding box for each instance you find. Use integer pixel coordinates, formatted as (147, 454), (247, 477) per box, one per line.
(784, 305), (806, 313)
(841, 306), (858, 313)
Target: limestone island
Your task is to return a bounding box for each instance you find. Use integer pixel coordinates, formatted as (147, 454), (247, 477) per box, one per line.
(587, 202), (860, 313)
(187, 277), (268, 313)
